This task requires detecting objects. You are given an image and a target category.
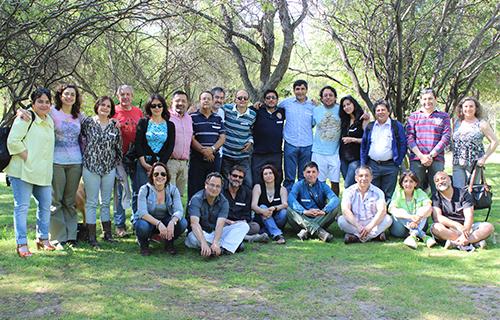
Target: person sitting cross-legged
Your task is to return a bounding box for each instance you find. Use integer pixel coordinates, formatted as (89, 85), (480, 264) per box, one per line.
(388, 171), (436, 249)
(431, 171), (494, 251)
(287, 161), (340, 242)
(185, 172), (249, 256)
(338, 166), (393, 244)
(133, 162), (187, 256)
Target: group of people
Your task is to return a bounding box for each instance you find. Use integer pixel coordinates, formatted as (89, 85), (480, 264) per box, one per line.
(4, 81), (497, 258)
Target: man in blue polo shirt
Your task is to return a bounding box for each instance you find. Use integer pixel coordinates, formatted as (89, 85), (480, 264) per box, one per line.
(251, 89), (285, 184)
(188, 91), (226, 199)
(312, 85), (341, 195)
(279, 80), (315, 192)
(287, 161), (340, 242)
(221, 89), (256, 188)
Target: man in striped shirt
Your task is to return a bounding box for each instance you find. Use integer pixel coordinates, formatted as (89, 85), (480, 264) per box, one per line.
(406, 88), (451, 195)
(221, 90), (256, 188)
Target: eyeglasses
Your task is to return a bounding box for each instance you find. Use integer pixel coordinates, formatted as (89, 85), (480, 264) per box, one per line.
(231, 173), (244, 180)
(265, 96), (277, 100)
(150, 104), (163, 109)
(236, 96), (249, 101)
(153, 172), (167, 177)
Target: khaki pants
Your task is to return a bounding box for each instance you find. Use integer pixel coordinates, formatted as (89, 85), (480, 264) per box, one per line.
(167, 159), (188, 197)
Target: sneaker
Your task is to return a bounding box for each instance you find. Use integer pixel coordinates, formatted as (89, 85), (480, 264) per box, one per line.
(116, 227), (128, 238)
(236, 242), (245, 253)
(473, 240), (487, 249)
(317, 227), (333, 243)
(444, 239), (457, 250)
(255, 233), (270, 243)
(403, 235), (418, 249)
(273, 235), (286, 244)
(423, 236), (437, 248)
(376, 233), (387, 242)
(344, 233), (360, 244)
(457, 244), (475, 252)
(297, 229), (309, 241)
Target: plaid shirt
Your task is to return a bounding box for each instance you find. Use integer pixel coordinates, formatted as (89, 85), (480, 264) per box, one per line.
(405, 109), (451, 162)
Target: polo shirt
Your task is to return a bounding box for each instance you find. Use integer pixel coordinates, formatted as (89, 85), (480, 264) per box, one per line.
(252, 106), (285, 154)
(223, 185), (252, 222)
(279, 97), (314, 147)
(432, 187), (473, 225)
(221, 104), (256, 159)
(187, 190), (229, 232)
(191, 111), (225, 159)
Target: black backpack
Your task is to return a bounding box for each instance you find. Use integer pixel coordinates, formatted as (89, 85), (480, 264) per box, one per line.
(0, 110), (35, 172)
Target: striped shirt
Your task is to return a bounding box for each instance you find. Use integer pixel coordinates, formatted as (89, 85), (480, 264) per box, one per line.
(191, 111), (225, 158)
(221, 104), (256, 159)
(406, 109), (451, 162)
(279, 97), (314, 147)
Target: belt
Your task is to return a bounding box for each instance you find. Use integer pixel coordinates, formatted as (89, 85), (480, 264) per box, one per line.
(369, 158), (393, 165)
(170, 158), (188, 161)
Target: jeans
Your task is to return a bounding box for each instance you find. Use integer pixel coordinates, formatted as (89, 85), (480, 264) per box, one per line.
(368, 160), (399, 203)
(9, 177), (52, 245)
(221, 156), (252, 189)
(390, 215), (429, 238)
(410, 160), (444, 196)
(50, 163), (82, 243)
(340, 159), (359, 188)
(134, 216), (188, 247)
(252, 152), (283, 185)
(452, 163), (480, 189)
(114, 181), (126, 228)
(287, 207), (338, 235)
(132, 161), (149, 216)
(254, 205), (287, 238)
(283, 141), (312, 192)
(82, 167), (116, 224)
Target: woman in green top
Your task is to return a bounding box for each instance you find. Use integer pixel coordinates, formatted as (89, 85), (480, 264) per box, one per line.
(388, 171), (436, 249)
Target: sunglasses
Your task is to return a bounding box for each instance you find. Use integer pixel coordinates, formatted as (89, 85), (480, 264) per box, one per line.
(153, 172), (167, 177)
(265, 96), (277, 100)
(231, 173), (244, 180)
(150, 103), (163, 109)
(236, 96), (249, 101)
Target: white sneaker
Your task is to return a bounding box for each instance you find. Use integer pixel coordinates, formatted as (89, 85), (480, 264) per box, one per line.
(473, 240), (487, 249)
(403, 235), (418, 249)
(424, 236), (437, 248)
(444, 240), (457, 250)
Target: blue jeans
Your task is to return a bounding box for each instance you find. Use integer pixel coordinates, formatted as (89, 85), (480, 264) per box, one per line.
(369, 160), (399, 202)
(254, 205), (287, 238)
(132, 161), (149, 216)
(340, 159), (359, 188)
(410, 160), (444, 196)
(390, 215), (428, 239)
(82, 167), (116, 224)
(9, 177), (52, 245)
(283, 141), (312, 192)
(134, 216), (188, 247)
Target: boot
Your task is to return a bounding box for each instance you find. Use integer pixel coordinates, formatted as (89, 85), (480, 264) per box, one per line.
(101, 221), (116, 242)
(87, 224), (99, 248)
(164, 240), (177, 255)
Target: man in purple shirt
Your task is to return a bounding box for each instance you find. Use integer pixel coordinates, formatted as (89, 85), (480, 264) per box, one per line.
(168, 90), (192, 197)
(406, 88), (451, 195)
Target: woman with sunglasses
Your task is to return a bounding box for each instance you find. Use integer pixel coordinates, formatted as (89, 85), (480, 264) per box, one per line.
(133, 162), (187, 256)
(6, 88), (56, 257)
(388, 171), (436, 249)
(133, 94), (175, 212)
(80, 96), (122, 247)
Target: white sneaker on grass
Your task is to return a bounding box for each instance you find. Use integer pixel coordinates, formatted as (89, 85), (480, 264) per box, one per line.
(403, 235), (418, 249)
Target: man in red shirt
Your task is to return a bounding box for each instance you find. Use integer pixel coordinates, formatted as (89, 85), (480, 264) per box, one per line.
(112, 85), (143, 237)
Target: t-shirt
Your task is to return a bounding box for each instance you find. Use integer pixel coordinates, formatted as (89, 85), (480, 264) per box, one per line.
(112, 105), (143, 155)
(340, 117), (364, 162)
(312, 104), (341, 155)
(223, 185), (252, 222)
(252, 106), (285, 154)
(50, 107), (82, 165)
(432, 187), (473, 224)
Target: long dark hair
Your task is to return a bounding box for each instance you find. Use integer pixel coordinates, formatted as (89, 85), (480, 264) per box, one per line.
(144, 93), (169, 120)
(339, 95), (364, 130)
(54, 84), (81, 119)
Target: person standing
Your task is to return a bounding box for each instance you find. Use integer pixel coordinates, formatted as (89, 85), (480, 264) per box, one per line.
(406, 88), (451, 195)
(311, 86), (341, 195)
(112, 85), (143, 237)
(279, 80), (315, 192)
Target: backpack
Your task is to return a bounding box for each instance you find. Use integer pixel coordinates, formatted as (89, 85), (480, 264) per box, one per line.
(0, 110), (35, 172)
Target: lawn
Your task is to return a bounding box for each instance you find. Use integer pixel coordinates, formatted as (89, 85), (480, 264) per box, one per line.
(0, 163), (498, 319)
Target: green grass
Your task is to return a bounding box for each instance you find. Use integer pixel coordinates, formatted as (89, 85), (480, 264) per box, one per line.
(0, 164), (499, 319)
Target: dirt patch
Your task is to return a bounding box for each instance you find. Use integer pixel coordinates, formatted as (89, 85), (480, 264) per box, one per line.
(1, 292), (62, 319)
(459, 285), (500, 319)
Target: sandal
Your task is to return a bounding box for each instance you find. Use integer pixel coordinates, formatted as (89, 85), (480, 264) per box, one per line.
(274, 235), (286, 244)
(16, 244), (32, 258)
(35, 238), (56, 251)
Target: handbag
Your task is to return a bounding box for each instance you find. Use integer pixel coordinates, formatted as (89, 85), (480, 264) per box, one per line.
(467, 162), (492, 221)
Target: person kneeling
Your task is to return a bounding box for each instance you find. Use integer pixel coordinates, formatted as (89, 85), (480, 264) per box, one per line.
(431, 171), (494, 251)
(339, 166), (392, 243)
(287, 161), (340, 242)
(133, 163), (187, 256)
(185, 172), (249, 256)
